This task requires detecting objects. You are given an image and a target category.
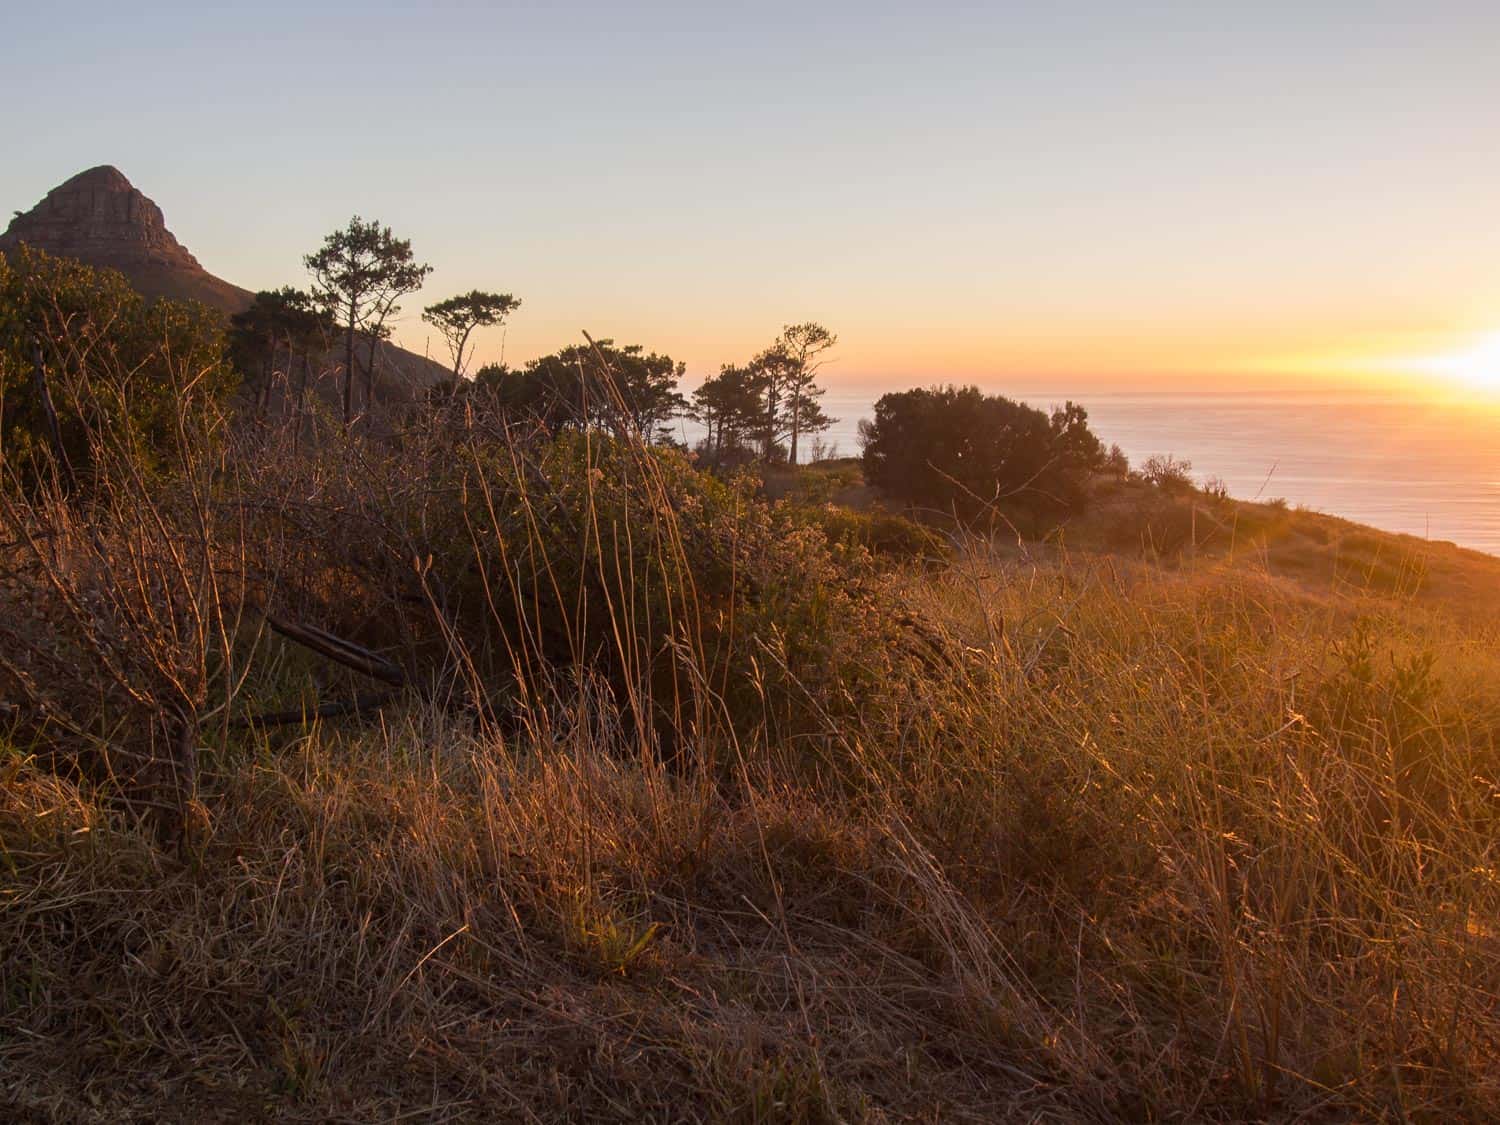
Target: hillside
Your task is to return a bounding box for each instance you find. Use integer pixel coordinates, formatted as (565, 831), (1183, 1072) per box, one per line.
(1, 166), (451, 399)
(3, 219), (1499, 1122)
(1, 166), (252, 312)
(4, 418), (1499, 1120)
(770, 456), (1500, 619)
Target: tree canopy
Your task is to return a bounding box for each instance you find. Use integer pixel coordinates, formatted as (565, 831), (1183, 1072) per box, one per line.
(304, 217), (430, 424)
(770, 322), (837, 464)
(229, 287), (334, 420)
(689, 363), (763, 463)
(689, 323), (838, 465)
(472, 339), (687, 441)
(422, 289), (520, 378)
(859, 386), (1105, 525)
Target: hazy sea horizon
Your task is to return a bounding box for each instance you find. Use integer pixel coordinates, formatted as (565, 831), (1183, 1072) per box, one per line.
(674, 386), (1500, 557)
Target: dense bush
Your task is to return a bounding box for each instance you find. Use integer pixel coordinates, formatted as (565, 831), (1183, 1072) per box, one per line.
(1139, 451), (1194, 493)
(465, 340), (686, 442)
(225, 418), (931, 772)
(0, 247), (237, 488)
(791, 501), (942, 561)
(859, 385), (1104, 527)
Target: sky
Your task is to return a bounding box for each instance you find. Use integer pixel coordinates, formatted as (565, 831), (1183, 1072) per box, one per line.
(5, 1), (1500, 394)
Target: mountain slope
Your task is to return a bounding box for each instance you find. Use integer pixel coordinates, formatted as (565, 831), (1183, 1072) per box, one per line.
(2, 165), (451, 396)
(1, 165), (253, 312)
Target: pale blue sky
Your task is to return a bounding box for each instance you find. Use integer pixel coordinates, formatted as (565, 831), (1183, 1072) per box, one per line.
(6, 2), (1500, 389)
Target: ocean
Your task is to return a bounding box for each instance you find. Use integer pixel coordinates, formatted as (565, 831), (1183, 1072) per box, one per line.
(677, 387), (1500, 557)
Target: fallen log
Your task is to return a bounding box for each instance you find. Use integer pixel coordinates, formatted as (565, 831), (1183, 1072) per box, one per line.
(230, 689), (399, 729)
(262, 612), (406, 686)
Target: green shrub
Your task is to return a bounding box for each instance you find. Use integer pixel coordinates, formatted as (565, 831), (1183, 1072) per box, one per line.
(228, 423), (931, 776)
(791, 502), (942, 562)
(0, 247), (237, 488)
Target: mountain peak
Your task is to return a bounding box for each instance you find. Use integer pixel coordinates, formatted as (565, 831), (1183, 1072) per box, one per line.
(1, 163), (204, 274)
(55, 164), (135, 193)
(1, 164), (255, 312)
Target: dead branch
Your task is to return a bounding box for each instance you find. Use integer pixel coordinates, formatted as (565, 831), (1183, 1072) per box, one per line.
(263, 611), (406, 686)
(230, 689), (399, 729)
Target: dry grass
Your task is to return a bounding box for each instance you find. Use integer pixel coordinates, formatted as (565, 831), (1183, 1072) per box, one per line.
(3, 317), (1500, 1120)
(5, 543), (1498, 1120)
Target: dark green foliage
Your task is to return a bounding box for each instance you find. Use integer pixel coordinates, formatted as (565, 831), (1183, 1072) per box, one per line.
(422, 289), (520, 377)
(0, 246), (237, 488)
(228, 287), (332, 412)
(1047, 400), (1104, 473)
(689, 363), (764, 463)
(793, 503), (942, 562)
(753, 323), (837, 463)
(469, 339), (686, 441)
(859, 385), (1105, 526)
(688, 323), (838, 467)
(776, 322), (837, 464)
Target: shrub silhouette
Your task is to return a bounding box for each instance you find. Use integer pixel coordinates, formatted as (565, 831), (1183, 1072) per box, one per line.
(1139, 452), (1194, 493)
(859, 385), (1103, 526)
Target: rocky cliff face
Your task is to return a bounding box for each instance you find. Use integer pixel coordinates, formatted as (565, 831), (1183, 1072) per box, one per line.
(1, 165), (252, 312)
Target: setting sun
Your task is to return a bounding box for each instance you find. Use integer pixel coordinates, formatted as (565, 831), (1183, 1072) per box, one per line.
(1419, 331), (1500, 393)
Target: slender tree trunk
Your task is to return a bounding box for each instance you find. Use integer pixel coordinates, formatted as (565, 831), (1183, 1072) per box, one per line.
(364, 331), (379, 416)
(342, 301), (355, 426)
(764, 375), (777, 461)
(790, 380), (802, 465)
(455, 324), (475, 379)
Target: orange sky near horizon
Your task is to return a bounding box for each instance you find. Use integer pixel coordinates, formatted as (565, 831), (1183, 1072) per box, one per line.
(7, 4), (1500, 400)
(421, 277), (1500, 397)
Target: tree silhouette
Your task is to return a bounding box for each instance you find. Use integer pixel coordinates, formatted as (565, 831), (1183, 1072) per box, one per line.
(473, 340), (686, 441)
(860, 386), (1105, 526)
(690, 364), (762, 462)
(747, 346), (791, 461)
(229, 287), (330, 418)
(304, 217), (430, 425)
(776, 322), (837, 464)
(422, 290), (521, 378)
(746, 323), (837, 462)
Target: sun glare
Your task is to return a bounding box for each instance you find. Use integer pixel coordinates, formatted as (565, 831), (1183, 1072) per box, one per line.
(1420, 331), (1500, 393)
